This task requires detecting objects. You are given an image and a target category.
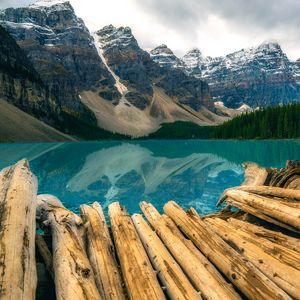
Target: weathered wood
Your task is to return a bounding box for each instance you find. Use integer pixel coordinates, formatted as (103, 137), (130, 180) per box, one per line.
(164, 201), (291, 300)
(132, 214), (201, 300)
(0, 160), (37, 300)
(230, 185), (300, 201)
(226, 190), (300, 230)
(140, 202), (241, 300)
(80, 203), (125, 300)
(108, 202), (165, 300)
(37, 194), (101, 300)
(227, 218), (300, 253)
(242, 162), (269, 186)
(225, 197), (300, 232)
(206, 218), (300, 299)
(36, 234), (54, 278)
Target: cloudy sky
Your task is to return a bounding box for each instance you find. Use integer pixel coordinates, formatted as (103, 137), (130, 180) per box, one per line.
(1, 0), (299, 59)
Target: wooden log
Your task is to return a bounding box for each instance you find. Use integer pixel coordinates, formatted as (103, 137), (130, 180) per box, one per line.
(37, 194), (101, 300)
(242, 162), (269, 186)
(227, 218), (300, 253)
(0, 160), (37, 300)
(209, 218), (300, 272)
(225, 197), (300, 233)
(140, 202), (241, 300)
(36, 234), (54, 278)
(226, 190), (300, 230)
(80, 203), (125, 300)
(230, 186), (300, 201)
(164, 201), (291, 300)
(108, 202), (165, 300)
(206, 218), (300, 299)
(132, 214), (201, 300)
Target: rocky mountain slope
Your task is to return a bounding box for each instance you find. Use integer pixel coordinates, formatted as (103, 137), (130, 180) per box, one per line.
(152, 43), (300, 108)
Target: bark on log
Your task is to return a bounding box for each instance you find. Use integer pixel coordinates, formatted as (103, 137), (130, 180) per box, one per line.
(226, 190), (300, 230)
(0, 160), (37, 300)
(132, 214), (201, 300)
(108, 202), (165, 300)
(140, 202), (241, 300)
(37, 194), (101, 300)
(227, 218), (300, 253)
(35, 234), (53, 278)
(206, 218), (300, 299)
(80, 203), (125, 300)
(164, 201), (291, 300)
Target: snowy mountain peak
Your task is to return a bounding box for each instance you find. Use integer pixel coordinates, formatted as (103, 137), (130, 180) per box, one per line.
(181, 48), (205, 78)
(97, 25), (136, 50)
(29, 0), (72, 10)
(150, 44), (182, 68)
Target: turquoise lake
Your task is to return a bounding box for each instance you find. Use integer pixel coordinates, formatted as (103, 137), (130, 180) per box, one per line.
(0, 140), (299, 216)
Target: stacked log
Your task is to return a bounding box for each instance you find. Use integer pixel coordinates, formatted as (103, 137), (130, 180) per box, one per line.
(0, 160), (37, 300)
(37, 194), (101, 300)
(108, 202), (165, 300)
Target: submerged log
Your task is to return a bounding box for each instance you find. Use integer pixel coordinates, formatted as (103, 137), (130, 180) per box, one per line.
(164, 201), (291, 300)
(132, 214), (201, 300)
(206, 218), (300, 299)
(226, 190), (300, 230)
(140, 202), (241, 300)
(227, 218), (300, 253)
(37, 194), (101, 300)
(108, 202), (165, 300)
(0, 160), (37, 300)
(80, 203), (125, 300)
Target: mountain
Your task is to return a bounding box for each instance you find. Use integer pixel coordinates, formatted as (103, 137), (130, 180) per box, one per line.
(0, 0), (117, 123)
(150, 44), (182, 69)
(152, 42), (300, 108)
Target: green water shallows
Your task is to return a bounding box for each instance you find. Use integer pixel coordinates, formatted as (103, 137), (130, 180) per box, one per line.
(0, 140), (299, 216)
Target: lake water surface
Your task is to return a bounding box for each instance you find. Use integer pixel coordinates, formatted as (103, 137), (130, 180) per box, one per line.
(0, 140), (299, 216)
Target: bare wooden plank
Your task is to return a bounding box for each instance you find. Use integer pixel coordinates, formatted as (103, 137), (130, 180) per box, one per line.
(0, 160), (37, 300)
(140, 202), (241, 300)
(164, 201), (291, 300)
(206, 218), (300, 299)
(37, 194), (101, 300)
(108, 202), (165, 300)
(227, 218), (300, 253)
(80, 203), (125, 300)
(132, 214), (201, 300)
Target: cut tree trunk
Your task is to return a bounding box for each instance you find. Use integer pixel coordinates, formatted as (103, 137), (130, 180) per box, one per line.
(206, 217), (300, 299)
(164, 201), (291, 300)
(140, 202), (241, 300)
(0, 160), (37, 300)
(242, 162), (269, 186)
(132, 214), (201, 300)
(226, 190), (300, 230)
(37, 194), (101, 300)
(80, 203), (125, 300)
(227, 218), (300, 253)
(108, 202), (165, 300)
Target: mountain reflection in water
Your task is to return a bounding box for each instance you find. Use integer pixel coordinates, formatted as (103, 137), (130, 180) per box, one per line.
(0, 140), (299, 215)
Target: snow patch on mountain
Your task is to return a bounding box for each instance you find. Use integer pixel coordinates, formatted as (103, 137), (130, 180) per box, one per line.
(150, 44), (182, 68)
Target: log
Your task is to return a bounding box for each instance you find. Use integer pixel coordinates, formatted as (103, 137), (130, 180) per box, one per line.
(230, 186), (300, 201)
(37, 194), (101, 300)
(80, 203), (125, 300)
(164, 201), (291, 300)
(242, 162), (269, 186)
(225, 197), (299, 233)
(132, 214), (201, 300)
(226, 190), (300, 230)
(227, 218), (300, 253)
(36, 234), (54, 278)
(140, 202), (241, 300)
(0, 160), (37, 300)
(108, 202), (165, 300)
(206, 218), (300, 299)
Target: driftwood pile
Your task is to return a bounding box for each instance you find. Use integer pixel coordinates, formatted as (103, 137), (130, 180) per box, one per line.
(0, 160), (299, 300)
